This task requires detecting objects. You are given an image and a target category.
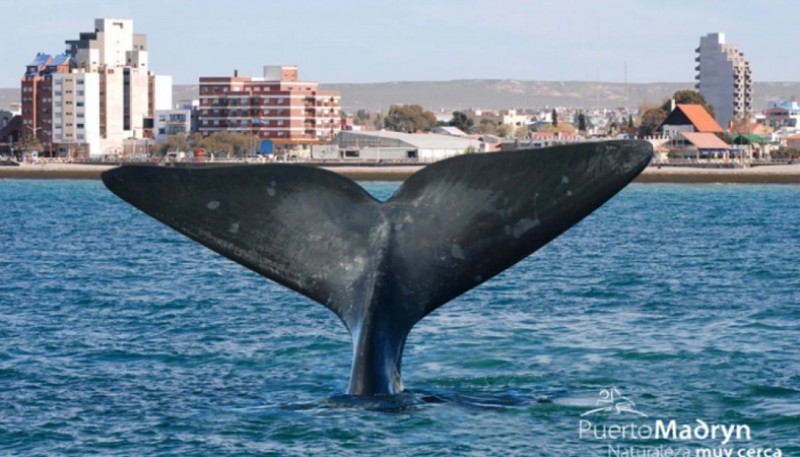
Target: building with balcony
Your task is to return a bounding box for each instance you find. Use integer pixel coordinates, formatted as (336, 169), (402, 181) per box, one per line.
(198, 66), (341, 154)
(695, 33), (752, 129)
(21, 18), (171, 158)
(764, 101), (800, 129)
(154, 109), (192, 142)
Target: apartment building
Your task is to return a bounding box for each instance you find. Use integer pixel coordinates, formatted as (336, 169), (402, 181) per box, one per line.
(695, 33), (752, 129)
(21, 18), (171, 157)
(51, 72), (100, 156)
(198, 66), (341, 151)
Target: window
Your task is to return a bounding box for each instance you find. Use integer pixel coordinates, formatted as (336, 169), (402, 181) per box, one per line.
(76, 102), (84, 107)
(77, 91), (84, 96)
(77, 123), (84, 129)
(77, 80), (84, 85)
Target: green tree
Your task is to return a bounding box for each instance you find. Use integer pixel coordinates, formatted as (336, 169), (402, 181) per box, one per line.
(514, 124), (530, 139)
(448, 111), (475, 133)
(384, 104), (437, 133)
(17, 134), (41, 153)
(638, 107), (667, 137)
(628, 114), (634, 129)
(551, 109), (558, 127)
(577, 112), (587, 132)
(661, 89), (715, 118)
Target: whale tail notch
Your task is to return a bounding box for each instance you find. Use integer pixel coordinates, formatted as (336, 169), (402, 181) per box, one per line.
(102, 140), (652, 395)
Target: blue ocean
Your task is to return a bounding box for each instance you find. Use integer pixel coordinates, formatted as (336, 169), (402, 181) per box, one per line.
(1, 179), (799, 456)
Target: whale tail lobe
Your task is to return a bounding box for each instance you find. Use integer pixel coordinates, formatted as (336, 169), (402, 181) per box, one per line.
(102, 140), (652, 395)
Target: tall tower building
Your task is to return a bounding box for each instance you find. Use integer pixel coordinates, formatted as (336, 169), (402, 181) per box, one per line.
(21, 18), (172, 158)
(695, 33), (752, 129)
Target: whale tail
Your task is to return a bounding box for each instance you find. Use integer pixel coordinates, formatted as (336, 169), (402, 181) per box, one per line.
(102, 140), (652, 395)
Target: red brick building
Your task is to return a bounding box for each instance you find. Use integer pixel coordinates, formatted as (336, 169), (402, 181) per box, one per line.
(21, 53), (71, 155)
(198, 66), (341, 152)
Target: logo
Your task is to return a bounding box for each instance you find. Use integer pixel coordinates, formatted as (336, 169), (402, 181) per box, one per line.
(577, 388), (781, 457)
(581, 387), (648, 417)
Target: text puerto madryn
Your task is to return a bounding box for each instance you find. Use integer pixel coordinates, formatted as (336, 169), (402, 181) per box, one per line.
(578, 388), (783, 457)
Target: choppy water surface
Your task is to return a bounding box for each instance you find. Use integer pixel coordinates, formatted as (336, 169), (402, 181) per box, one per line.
(1, 180), (799, 456)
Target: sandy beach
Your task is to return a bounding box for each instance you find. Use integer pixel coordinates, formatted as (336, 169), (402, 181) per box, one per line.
(3, 161), (800, 183)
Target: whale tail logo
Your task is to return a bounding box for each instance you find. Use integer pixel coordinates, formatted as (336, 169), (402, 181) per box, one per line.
(581, 387), (649, 417)
(102, 140), (652, 395)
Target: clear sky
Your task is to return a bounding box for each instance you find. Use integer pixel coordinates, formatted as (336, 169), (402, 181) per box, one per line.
(2, 0), (798, 88)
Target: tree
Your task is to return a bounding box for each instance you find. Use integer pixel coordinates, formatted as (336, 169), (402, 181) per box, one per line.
(384, 104), (437, 133)
(17, 134), (41, 153)
(628, 114), (634, 129)
(514, 124), (530, 139)
(178, 132), (259, 158)
(638, 107), (667, 137)
(354, 109), (371, 126)
(476, 119), (498, 135)
(660, 89), (715, 118)
(577, 112), (587, 132)
(496, 123), (514, 138)
(449, 111), (474, 133)
(551, 109), (558, 127)
(156, 134), (189, 155)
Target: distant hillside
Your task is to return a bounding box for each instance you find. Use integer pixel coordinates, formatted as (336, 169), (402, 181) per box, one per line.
(3, 80), (800, 113)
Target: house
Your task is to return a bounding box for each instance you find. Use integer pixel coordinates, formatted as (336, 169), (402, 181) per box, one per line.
(659, 104), (723, 137)
(668, 131), (731, 161)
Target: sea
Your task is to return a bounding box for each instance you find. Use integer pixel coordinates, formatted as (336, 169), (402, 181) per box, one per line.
(1, 179), (799, 456)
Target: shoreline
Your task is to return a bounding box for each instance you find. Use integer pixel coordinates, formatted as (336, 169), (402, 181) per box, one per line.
(3, 162), (800, 184)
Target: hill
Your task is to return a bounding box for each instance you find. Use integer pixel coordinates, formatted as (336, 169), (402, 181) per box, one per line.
(3, 80), (800, 114)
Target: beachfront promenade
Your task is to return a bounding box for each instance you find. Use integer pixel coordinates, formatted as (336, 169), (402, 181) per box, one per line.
(4, 160), (800, 183)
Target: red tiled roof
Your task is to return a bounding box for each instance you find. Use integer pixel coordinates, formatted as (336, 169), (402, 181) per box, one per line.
(676, 104), (723, 133)
(679, 132), (730, 149)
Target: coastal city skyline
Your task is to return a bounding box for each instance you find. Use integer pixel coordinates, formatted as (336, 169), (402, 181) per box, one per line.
(2, 0), (800, 88)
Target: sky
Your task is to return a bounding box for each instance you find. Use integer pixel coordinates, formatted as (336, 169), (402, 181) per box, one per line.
(1, 0), (798, 88)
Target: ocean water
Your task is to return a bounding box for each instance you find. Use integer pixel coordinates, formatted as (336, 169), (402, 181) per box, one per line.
(1, 179), (799, 456)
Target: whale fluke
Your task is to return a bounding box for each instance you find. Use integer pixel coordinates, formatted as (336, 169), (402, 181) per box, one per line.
(102, 140), (652, 395)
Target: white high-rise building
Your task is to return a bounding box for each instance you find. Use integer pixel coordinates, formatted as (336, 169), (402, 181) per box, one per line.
(51, 72), (101, 156)
(695, 33), (752, 129)
(60, 18), (171, 156)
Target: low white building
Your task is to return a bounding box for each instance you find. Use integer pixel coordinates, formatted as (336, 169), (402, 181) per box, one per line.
(313, 130), (482, 162)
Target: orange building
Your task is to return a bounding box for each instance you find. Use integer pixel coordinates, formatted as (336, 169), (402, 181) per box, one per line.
(198, 66), (341, 152)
